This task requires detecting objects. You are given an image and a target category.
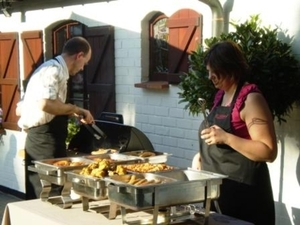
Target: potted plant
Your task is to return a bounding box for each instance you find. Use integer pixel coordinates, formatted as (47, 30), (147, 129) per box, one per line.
(178, 15), (300, 124)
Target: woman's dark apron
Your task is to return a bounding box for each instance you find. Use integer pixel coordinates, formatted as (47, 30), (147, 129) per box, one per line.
(25, 115), (68, 200)
(199, 84), (275, 225)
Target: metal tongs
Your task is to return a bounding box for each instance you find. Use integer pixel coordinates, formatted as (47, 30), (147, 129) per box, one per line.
(197, 98), (209, 128)
(78, 115), (107, 140)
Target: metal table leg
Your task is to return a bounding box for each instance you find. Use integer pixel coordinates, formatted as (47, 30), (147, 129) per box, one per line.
(39, 179), (51, 201)
(82, 196), (89, 211)
(152, 205), (159, 225)
(108, 202), (118, 219)
(120, 206), (127, 225)
(204, 181), (212, 218)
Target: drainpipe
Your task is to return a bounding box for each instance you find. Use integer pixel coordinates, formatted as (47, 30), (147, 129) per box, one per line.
(222, 0), (234, 34)
(198, 0), (224, 37)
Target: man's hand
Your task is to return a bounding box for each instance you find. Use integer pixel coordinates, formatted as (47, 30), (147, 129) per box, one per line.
(75, 108), (94, 124)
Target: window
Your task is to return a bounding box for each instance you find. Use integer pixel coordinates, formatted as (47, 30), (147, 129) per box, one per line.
(149, 9), (202, 85)
(150, 14), (169, 76)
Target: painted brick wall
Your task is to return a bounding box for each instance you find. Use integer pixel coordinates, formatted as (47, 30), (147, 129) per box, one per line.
(1, 0), (300, 224)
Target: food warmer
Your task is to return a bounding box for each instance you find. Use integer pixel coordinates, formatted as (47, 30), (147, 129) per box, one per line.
(104, 168), (227, 225)
(28, 156), (93, 209)
(65, 151), (171, 213)
(29, 114), (160, 209)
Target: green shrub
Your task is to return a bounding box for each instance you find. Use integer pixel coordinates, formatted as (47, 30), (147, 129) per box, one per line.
(178, 15), (300, 124)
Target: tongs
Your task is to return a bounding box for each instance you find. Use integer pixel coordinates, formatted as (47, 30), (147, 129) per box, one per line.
(77, 115), (107, 140)
(197, 98), (209, 128)
(83, 123), (107, 140)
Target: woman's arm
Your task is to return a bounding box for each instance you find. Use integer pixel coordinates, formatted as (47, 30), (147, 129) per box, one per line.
(192, 152), (201, 170)
(201, 92), (277, 162)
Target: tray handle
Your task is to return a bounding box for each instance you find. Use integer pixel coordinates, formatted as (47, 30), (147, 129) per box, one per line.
(72, 177), (86, 185)
(28, 165), (57, 175)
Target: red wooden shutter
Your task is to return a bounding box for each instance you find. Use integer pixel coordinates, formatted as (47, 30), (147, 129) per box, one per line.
(0, 32), (20, 130)
(168, 9), (202, 74)
(151, 9), (202, 84)
(21, 31), (44, 84)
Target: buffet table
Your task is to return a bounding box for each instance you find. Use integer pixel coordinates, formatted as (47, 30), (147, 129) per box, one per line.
(1, 199), (254, 225)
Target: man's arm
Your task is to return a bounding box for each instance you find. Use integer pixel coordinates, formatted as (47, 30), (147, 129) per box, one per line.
(38, 98), (94, 124)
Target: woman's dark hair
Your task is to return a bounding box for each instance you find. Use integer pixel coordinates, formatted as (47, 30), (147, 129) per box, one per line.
(62, 36), (91, 56)
(204, 40), (249, 82)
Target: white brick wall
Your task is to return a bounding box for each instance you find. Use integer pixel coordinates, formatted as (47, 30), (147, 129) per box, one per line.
(1, 0), (300, 224)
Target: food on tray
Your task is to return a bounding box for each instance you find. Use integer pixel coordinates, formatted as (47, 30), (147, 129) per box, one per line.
(91, 148), (118, 155)
(79, 158), (126, 178)
(118, 174), (163, 186)
(53, 160), (69, 166)
(139, 151), (156, 157)
(92, 157), (114, 163)
(52, 160), (85, 167)
(123, 163), (173, 173)
(69, 161), (84, 166)
(125, 151), (156, 157)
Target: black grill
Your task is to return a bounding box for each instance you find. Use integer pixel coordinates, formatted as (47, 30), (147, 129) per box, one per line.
(68, 114), (154, 154)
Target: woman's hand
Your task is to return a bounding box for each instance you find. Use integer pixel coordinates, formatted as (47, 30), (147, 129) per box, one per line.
(200, 125), (227, 145)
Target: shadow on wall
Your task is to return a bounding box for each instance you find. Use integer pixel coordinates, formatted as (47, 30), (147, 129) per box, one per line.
(275, 105), (300, 225)
(292, 207), (300, 225)
(2, 135), (19, 190)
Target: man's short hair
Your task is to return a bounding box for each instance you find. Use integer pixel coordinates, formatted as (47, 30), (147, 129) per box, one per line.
(62, 36), (91, 56)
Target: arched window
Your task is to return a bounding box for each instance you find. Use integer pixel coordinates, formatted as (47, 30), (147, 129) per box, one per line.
(149, 9), (202, 84)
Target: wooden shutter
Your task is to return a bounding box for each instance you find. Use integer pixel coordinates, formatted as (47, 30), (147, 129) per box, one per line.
(21, 30), (44, 90)
(84, 26), (115, 119)
(0, 32), (20, 130)
(168, 9), (202, 73)
(152, 9), (202, 84)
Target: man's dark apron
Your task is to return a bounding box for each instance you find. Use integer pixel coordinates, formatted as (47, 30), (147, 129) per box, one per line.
(199, 84), (275, 225)
(25, 115), (68, 200)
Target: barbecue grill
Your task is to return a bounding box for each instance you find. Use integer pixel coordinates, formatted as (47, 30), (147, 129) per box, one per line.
(68, 118), (155, 154)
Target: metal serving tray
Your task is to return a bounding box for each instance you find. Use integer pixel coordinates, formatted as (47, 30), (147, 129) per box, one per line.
(83, 153), (143, 165)
(105, 173), (177, 187)
(29, 157), (94, 208)
(106, 168), (227, 211)
(113, 150), (171, 163)
(65, 154), (147, 200)
(31, 157), (93, 178)
(65, 170), (108, 200)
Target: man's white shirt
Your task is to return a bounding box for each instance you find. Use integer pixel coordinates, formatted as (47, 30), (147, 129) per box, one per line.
(18, 56), (69, 129)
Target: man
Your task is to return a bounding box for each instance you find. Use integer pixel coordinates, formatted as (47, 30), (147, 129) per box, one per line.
(17, 36), (94, 199)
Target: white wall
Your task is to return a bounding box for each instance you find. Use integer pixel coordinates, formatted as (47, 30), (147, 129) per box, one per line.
(0, 0), (300, 224)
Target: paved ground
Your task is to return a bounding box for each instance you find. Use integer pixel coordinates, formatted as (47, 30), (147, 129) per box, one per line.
(0, 191), (22, 222)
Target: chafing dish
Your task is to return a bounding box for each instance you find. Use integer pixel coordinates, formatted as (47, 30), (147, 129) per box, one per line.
(113, 150), (171, 163)
(105, 168), (227, 225)
(65, 155), (144, 212)
(29, 156), (93, 208)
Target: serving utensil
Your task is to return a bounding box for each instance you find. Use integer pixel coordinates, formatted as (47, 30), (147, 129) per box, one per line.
(197, 98), (209, 128)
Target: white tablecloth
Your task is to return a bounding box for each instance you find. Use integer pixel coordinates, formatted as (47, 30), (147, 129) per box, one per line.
(1, 199), (253, 225)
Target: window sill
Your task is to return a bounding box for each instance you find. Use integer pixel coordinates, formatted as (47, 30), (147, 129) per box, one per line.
(134, 81), (169, 90)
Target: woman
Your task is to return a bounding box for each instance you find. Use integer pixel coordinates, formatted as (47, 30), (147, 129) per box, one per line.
(192, 40), (277, 225)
